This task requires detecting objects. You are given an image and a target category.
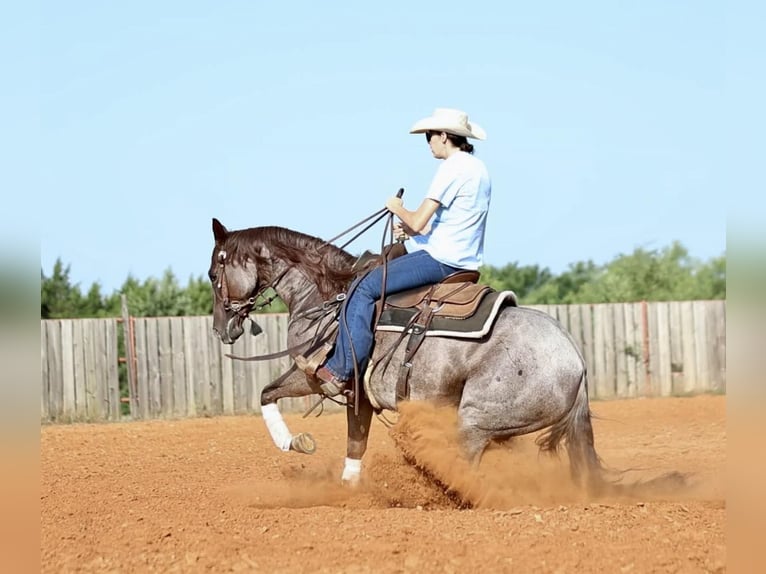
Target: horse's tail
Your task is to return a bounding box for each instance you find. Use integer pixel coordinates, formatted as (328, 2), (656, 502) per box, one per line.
(535, 370), (607, 494)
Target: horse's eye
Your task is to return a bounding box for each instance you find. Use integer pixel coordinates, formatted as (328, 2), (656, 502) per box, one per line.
(208, 271), (216, 282)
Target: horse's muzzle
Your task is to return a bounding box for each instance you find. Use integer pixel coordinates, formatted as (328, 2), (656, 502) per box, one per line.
(215, 314), (244, 344)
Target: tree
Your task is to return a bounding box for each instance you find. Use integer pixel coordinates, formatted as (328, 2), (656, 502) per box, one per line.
(41, 241), (726, 319)
(479, 262), (554, 301)
(524, 261), (600, 304)
(571, 242), (723, 303)
(41, 259), (84, 319)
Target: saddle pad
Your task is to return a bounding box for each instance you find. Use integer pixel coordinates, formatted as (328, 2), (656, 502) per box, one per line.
(376, 290), (518, 339)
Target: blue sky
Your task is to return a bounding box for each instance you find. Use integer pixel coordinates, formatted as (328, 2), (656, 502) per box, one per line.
(11, 2), (761, 293)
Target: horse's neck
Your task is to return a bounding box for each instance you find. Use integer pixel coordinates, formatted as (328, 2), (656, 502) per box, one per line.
(271, 264), (327, 316)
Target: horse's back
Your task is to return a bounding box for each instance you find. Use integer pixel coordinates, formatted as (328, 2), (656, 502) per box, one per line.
(369, 304), (584, 412)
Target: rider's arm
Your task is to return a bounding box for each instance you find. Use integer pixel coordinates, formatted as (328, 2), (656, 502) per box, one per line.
(385, 196), (439, 235)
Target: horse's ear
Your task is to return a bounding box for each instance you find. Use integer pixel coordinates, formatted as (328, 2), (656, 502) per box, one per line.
(212, 218), (228, 244)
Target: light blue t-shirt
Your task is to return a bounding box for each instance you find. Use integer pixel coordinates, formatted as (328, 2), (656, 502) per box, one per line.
(411, 151), (491, 270)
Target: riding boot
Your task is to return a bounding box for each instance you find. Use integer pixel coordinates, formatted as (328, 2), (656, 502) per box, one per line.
(315, 366), (348, 398)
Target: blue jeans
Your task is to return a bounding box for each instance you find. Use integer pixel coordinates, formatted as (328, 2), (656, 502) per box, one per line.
(324, 249), (462, 381)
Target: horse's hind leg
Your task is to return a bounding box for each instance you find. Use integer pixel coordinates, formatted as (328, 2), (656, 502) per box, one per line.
(458, 424), (493, 466)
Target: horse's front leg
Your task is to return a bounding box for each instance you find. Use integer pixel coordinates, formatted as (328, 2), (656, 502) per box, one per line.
(343, 397), (374, 485)
(260, 365), (321, 454)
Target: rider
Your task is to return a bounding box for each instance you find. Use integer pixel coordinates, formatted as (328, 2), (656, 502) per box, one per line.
(312, 108), (492, 397)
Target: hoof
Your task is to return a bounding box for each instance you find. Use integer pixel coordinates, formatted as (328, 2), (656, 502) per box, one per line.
(290, 432), (316, 455)
(341, 475), (361, 488)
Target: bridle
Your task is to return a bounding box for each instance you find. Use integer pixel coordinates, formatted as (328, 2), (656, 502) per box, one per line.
(215, 249), (286, 319)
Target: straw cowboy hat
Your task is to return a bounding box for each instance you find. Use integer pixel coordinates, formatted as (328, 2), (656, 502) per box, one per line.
(409, 108), (486, 140)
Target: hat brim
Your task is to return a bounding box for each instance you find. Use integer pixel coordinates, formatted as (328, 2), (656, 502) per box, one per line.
(409, 117), (486, 141)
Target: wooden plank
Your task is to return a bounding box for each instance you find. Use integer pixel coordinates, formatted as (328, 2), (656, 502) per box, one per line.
(143, 319), (162, 417)
(554, 304), (569, 332)
(60, 320), (76, 420)
(621, 303), (639, 398)
(71, 319), (87, 418)
(105, 319), (121, 420)
(229, 334), (246, 414)
(613, 303), (628, 398)
(195, 317), (213, 415)
(219, 345), (234, 415)
(645, 301), (661, 397)
(636, 302), (649, 397)
(41, 322), (49, 421)
(653, 302), (673, 397)
(579, 305), (595, 399)
(181, 317), (198, 417)
(603, 304), (616, 398)
(710, 301), (726, 392)
(83, 319), (103, 420)
(201, 316), (217, 414)
(693, 301), (710, 393)
(206, 316), (223, 414)
(567, 305), (584, 357)
(133, 319), (150, 419)
(679, 301), (697, 395)
(208, 316), (221, 414)
(170, 318), (187, 417)
(46, 321), (63, 420)
(157, 318), (174, 417)
(668, 302), (685, 395)
(591, 305), (609, 399)
(216, 327), (234, 415)
(121, 297), (138, 416)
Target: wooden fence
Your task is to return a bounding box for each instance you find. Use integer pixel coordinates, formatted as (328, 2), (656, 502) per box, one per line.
(40, 300), (726, 423)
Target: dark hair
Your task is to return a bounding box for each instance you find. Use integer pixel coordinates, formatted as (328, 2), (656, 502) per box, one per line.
(445, 133), (474, 154)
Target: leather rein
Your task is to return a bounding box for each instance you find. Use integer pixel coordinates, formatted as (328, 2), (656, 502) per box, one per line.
(218, 189), (404, 381)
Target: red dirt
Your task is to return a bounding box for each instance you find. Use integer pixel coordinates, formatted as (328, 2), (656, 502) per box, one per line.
(41, 395), (725, 573)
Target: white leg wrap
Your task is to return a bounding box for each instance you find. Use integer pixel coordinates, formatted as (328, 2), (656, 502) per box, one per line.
(341, 457), (362, 484)
(261, 403), (293, 452)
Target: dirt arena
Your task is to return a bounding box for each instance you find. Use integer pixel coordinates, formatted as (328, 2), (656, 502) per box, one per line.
(41, 395), (725, 573)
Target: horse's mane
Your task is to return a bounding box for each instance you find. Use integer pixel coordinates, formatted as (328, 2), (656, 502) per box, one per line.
(224, 226), (357, 298)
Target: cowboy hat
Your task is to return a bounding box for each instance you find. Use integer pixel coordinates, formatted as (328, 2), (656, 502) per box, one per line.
(409, 108), (486, 140)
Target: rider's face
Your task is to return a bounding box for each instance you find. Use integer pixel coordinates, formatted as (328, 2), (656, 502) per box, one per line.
(425, 131), (448, 159)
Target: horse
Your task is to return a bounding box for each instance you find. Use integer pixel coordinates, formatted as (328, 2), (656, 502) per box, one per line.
(208, 218), (607, 491)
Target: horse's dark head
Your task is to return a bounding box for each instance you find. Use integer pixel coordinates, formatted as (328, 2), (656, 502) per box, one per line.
(209, 218), (259, 344)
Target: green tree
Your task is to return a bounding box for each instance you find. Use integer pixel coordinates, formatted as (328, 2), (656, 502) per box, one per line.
(41, 241), (726, 319)
(185, 275), (214, 315)
(119, 269), (189, 317)
(524, 260), (600, 304)
(479, 262), (554, 301)
(572, 242), (722, 303)
(41, 259), (84, 318)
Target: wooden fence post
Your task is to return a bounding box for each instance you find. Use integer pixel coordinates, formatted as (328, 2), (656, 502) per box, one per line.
(121, 295), (138, 416)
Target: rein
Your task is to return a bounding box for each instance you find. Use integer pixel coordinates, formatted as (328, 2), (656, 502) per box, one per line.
(319, 188), (403, 251)
(221, 189), (405, 416)
(225, 295), (344, 362)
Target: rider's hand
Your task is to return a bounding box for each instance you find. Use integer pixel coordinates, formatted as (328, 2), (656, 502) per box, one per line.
(393, 222), (409, 241)
(385, 196), (403, 213)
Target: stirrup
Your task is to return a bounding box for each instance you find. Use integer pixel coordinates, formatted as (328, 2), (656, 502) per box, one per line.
(319, 378), (346, 397)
